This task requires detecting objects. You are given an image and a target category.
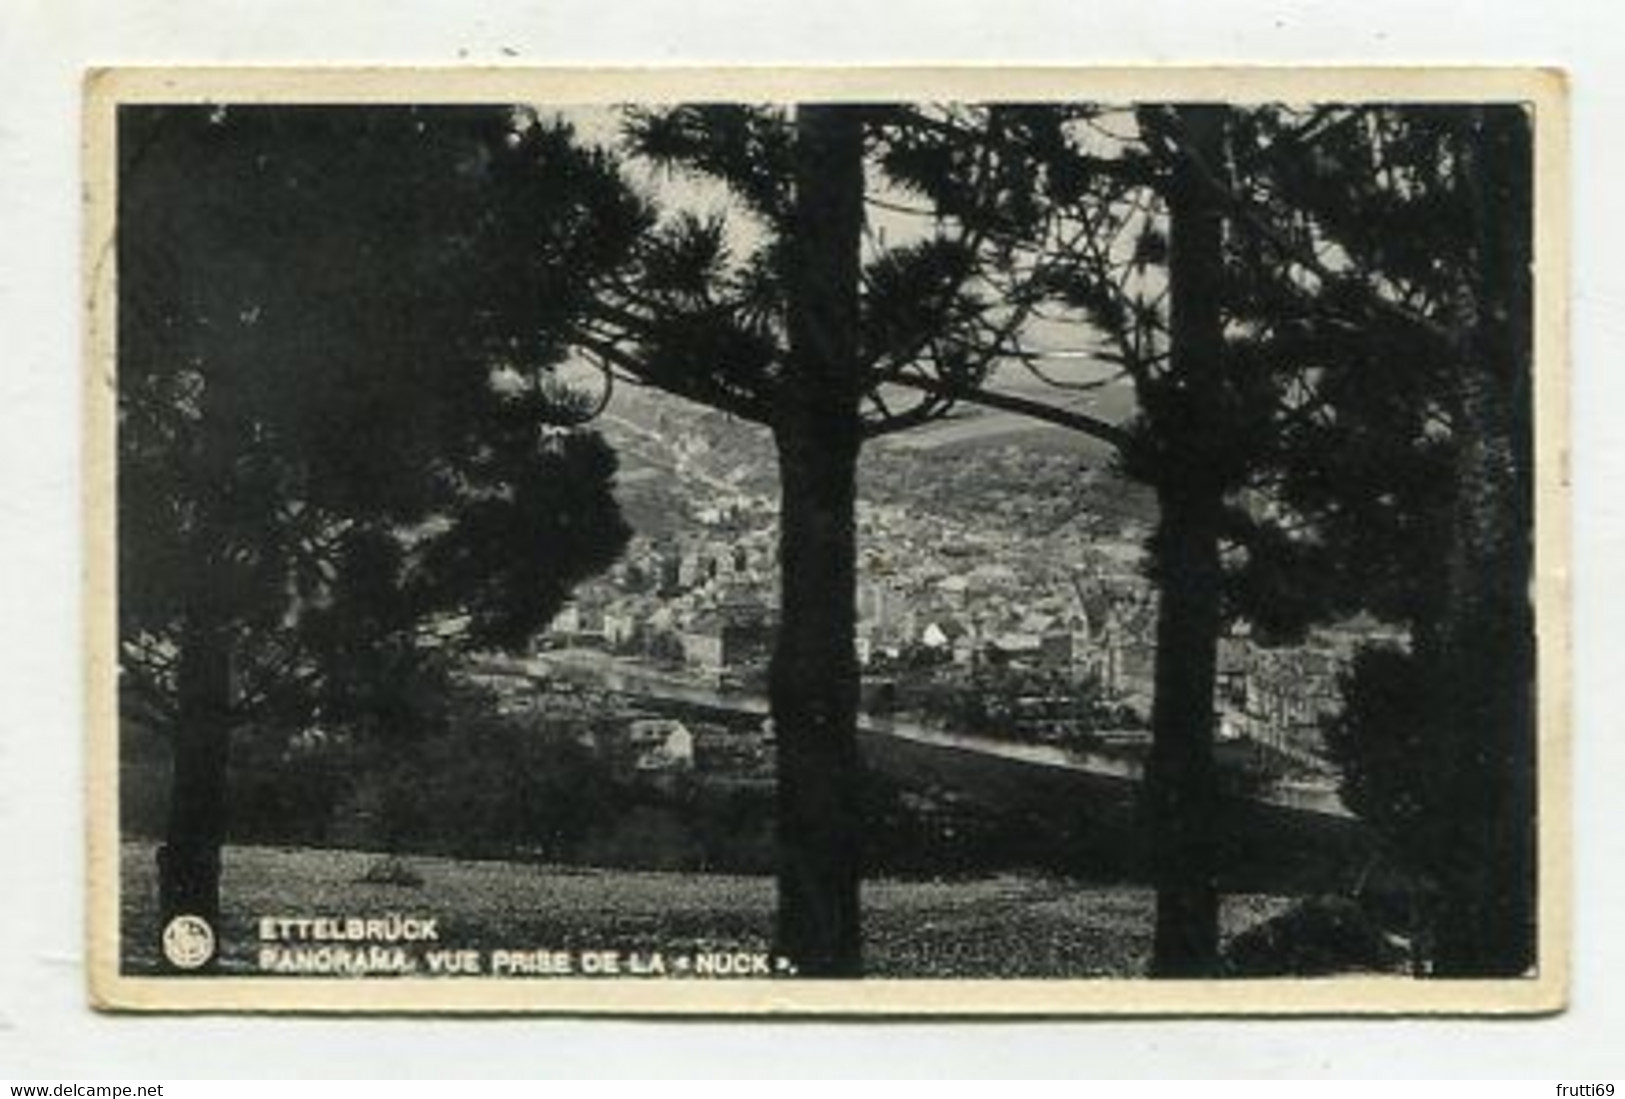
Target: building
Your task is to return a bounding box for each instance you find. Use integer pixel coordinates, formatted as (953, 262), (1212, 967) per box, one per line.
(625, 719), (696, 772)
(681, 613), (776, 675)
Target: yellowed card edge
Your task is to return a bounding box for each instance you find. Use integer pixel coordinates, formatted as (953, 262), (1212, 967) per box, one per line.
(82, 64), (1571, 1017)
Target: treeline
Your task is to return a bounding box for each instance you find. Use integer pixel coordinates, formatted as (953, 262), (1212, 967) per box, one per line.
(120, 682), (1077, 880)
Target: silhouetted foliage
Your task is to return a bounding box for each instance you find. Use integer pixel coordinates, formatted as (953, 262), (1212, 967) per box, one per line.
(118, 105), (637, 949)
(1223, 895), (1405, 977)
(1238, 106), (1537, 974)
(1322, 646), (1441, 865)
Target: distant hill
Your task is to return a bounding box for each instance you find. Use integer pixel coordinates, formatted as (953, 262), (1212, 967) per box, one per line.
(594, 373), (1153, 541)
(876, 376), (1136, 470)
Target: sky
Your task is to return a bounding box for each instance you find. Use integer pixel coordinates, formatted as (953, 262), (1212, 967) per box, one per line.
(544, 102), (1139, 437)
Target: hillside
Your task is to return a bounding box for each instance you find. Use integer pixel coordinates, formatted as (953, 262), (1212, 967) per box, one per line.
(595, 377), (1155, 543)
(119, 841), (1291, 978)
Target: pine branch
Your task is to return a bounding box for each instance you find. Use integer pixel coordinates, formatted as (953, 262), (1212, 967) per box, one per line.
(884, 372), (1132, 450)
(568, 327), (772, 426)
(1163, 107), (1459, 352)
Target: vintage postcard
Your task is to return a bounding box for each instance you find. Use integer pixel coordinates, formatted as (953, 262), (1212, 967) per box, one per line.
(84, 66), (1569, 1014)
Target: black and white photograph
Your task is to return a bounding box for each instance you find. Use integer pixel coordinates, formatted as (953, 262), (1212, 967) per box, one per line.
(84, 68), (1567, 1013)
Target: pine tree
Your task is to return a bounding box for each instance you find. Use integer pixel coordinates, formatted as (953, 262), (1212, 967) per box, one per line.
(118, 106), (638, 961)
(558, 103), (1041, 973)
(1240, 105), (1538, 975)
(887, 103), (1451, 975)
(906, 105), (1268, 975)
(1048, 103), (1539, 975)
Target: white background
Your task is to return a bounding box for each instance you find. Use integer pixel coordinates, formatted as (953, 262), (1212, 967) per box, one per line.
(2, 0), (1621, 1079)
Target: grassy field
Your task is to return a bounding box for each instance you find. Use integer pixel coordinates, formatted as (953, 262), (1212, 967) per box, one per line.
(120, 841), (1298, 978)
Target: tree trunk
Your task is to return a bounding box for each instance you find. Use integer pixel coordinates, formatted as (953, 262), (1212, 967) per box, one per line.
(767, 104), (867, 977)
(1430, 107), (1537, 977)
(1146, 105), (1228, 978)
(770, 429), (863, 977)
(157, 610), (233, 969)
(1147, 486), (1225, 976)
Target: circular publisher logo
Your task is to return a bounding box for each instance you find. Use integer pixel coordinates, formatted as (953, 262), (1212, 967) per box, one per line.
(162, 915), (216, 970)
